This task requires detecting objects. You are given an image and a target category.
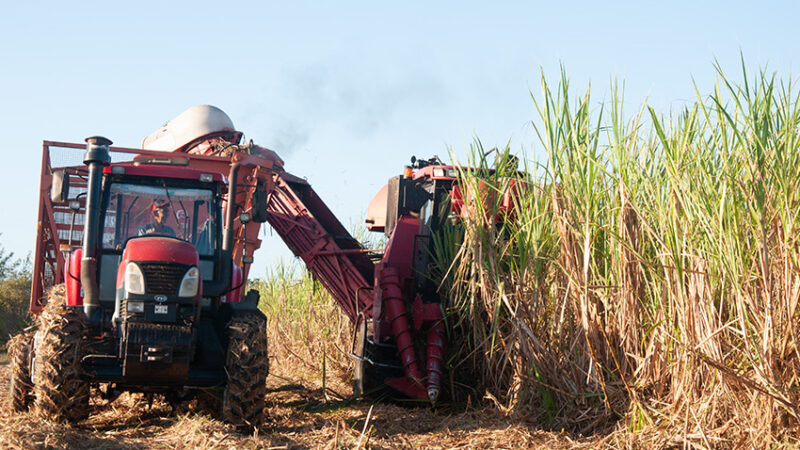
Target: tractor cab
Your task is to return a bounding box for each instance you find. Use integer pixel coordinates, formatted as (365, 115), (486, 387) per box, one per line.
(64, 157), (231, 319)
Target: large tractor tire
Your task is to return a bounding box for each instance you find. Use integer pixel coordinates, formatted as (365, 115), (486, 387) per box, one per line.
(7, 331), (34, 411)
(222, 311), (269, 427)
(32, 290), (90, 423)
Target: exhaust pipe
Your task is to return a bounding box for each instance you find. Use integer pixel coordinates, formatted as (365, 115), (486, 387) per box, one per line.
(81, 136), (111, 322)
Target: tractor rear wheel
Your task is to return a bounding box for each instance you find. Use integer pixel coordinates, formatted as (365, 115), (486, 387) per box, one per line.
(8, 331), (34, 411)
(222, 311), (269, 427)
(32, 294), (90, 422)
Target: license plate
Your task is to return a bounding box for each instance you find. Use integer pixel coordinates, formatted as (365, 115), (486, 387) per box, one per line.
(154, 304), (168, 314)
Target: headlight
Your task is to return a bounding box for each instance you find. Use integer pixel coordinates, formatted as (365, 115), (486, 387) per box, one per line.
(125, 263), (145, 295)
(433, 168), (445, 177)
(127, 301), (144, 313)
(178, 266), (200, 297)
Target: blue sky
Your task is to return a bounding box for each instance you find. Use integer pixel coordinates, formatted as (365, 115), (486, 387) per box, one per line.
(1, 1), (797, 276)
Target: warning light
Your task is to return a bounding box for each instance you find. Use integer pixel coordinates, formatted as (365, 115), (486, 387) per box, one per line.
(404, 166), (413, 178)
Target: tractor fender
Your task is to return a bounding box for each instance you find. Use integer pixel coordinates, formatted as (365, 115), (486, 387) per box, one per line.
(224, 264), (243, 303)
(223, 289), (265, 317)
(65, 249), (84, 306)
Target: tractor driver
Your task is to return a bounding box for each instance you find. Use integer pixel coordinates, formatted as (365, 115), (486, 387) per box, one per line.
(138, 199), (176, 237)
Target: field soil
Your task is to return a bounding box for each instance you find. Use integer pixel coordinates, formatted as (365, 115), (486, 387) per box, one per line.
(0, 353), (588, 449)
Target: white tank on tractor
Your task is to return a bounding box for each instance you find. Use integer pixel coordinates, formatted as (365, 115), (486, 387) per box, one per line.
(142, 105), (242, 152)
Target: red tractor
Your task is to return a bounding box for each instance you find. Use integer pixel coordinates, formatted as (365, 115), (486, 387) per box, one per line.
(10, 106), (282, 425)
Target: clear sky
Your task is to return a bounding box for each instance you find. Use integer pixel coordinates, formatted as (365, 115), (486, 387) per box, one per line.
(0, 1), (797, 277)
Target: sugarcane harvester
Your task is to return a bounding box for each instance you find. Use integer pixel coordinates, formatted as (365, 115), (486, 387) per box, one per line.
(266, 155), (460, 402)
(12, 105), (513, 423)
(265, 154), (522, 403)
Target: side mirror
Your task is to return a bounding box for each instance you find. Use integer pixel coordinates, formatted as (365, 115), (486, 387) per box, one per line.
(251, 180), (268, 223)
(51, 170), (70, 203)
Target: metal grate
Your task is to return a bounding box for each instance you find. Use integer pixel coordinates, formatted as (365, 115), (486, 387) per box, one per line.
(141, 263), (187, 295)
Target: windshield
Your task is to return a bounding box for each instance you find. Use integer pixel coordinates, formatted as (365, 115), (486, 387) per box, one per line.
(102, 182), (219, 256)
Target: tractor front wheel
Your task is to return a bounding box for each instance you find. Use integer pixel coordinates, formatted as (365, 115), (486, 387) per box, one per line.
(32, 295), (90, 422)
(8, 331), (34, 411)
(222, 311), (269, 427)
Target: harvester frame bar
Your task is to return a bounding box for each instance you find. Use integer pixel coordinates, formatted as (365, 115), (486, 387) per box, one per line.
(264, 173), (374, 323)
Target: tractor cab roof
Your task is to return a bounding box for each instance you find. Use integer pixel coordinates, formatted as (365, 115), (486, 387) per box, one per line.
(103, 160), (227, 184)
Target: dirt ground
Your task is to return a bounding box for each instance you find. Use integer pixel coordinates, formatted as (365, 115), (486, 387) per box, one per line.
(0, 354), (595, 449)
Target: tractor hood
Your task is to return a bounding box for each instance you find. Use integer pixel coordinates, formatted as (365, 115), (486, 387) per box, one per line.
(122, 236), (199, 267)
(115, 236), (201, 296)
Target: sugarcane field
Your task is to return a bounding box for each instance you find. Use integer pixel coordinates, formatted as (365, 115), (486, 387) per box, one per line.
(1, 3), (799, 449)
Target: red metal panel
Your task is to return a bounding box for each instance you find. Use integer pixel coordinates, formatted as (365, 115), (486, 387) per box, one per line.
(380, 216), (419, 282)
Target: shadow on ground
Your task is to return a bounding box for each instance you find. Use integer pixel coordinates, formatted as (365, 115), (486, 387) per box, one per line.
(0, 356), (589, 449)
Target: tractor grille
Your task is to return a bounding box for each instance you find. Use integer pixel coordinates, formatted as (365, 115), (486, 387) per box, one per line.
(141, 263), (187, 295)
